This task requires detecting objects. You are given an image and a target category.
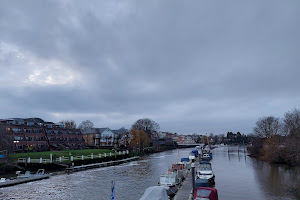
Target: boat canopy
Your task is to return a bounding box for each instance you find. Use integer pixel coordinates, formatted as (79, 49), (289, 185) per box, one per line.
(181, 158), (189, 162)
(192, 150), (199, 156)
(193, 187), (218, 200)
(140, 186), (169, 200)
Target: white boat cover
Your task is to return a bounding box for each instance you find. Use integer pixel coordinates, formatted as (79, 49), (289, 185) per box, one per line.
(139, 186), (169, 200)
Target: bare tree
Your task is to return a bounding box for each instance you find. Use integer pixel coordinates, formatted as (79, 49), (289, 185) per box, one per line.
(253, 116), (281, 138)
(0, 125), (13, 155)
(282, 108), (300, 165)
(59, 120), (77, 129)
(283, 108), (300, 136)
(132, 118), (159, 137)
(78, 120), (94, 131)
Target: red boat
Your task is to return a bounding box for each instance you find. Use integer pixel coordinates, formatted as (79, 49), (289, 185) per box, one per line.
(193, 187), (218, 200)
(172, 162), (185, 171)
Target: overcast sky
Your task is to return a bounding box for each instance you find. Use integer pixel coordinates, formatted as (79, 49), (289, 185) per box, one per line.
(1, 0), (300, 134)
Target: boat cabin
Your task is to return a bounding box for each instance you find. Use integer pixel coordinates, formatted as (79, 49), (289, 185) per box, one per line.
(195, 178), (210, 188)
(172, 162), (185, 171)
(159, 173), (180, 187)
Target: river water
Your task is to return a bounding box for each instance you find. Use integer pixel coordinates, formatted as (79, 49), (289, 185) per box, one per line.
(0, 146), (299, 200)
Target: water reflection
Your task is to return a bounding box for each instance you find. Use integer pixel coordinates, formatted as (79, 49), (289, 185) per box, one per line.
(252, 159), (300, 199)
(213, 146), (299, 200)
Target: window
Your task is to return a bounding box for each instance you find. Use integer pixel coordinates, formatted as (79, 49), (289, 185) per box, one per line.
(196, 189), (211, 197)
(14, 136), (23, 141)
(12, 128), (21, 132)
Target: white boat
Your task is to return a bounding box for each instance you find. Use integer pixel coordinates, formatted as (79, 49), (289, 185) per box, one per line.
(0, 169), (49, 188)
(140, 186), (169, 200)
(158, 173), (181, 196)
(17, 169), (46, 178)
(189, 152), (195, 161)
(197, 161), (215, 183)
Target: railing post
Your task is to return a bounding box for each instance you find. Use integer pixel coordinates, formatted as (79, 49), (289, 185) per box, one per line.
(91, 153), (93, 159)
(59, 157), (62, 162)
(192, 163), (195, 192)
(50, 153), (53, 163)
(119, 151), (121, 155)
(28, 157), (31, 163)
(126, 150), (129, 154)
(99, 153), (101, 158)
(82, 155), (84, 160)
(110, 152), (112, 157)
(40, 158), (42, 163)
(71, 156), (73, 161)
(105, 153), (107, 157)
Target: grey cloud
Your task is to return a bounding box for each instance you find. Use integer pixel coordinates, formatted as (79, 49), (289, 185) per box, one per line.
(1, 0), (300, 133)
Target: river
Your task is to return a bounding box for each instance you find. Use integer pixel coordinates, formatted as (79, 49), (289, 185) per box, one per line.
(0, 146), (299, 200)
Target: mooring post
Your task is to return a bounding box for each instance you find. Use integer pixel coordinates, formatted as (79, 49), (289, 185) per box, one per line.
(50, 153), (53, 163)
(91, 153), (93, 159)
(192, 163), (195, 193)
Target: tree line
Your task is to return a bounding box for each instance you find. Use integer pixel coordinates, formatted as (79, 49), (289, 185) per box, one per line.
(248, 108), (300, 166)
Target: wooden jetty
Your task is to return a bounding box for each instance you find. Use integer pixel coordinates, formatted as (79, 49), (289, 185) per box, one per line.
(174, 158), (200, 200)
(0, 175), (50, 188)
(66, 156), (140, 172)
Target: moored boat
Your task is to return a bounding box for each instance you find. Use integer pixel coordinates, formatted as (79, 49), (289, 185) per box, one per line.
(193, 187), (218, 200)
(197, 161), (215, 185)
(0, 169), (50, 188)
(158, 173), (181, 197)
(140, 186), (169, 200)
(189, 152), (196, 161)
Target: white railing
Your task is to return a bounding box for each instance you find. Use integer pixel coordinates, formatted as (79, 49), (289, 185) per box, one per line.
(17, 150), (129, 163)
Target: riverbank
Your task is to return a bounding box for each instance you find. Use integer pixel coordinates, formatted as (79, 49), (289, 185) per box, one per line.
(248, 134), (300, 167)
(0, 145), (177, 176)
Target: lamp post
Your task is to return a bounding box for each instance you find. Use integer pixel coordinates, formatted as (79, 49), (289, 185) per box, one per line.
(13, 140), (19, 153)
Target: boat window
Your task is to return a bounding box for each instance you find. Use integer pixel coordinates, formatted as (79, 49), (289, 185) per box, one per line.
(196, 189), (211, 197)
(200, 164), (212, 170)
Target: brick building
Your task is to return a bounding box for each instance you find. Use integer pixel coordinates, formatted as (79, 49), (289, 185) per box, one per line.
(0, 118), (85, 151)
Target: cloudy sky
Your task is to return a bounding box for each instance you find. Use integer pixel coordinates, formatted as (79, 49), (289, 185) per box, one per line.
(0, 0), (300, 134)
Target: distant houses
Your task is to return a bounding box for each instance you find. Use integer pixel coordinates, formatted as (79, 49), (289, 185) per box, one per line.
(0, 117), (206, 153)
